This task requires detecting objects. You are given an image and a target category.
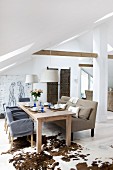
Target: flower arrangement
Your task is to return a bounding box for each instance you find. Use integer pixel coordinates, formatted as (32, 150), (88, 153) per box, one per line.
(31, 89), (43, 100)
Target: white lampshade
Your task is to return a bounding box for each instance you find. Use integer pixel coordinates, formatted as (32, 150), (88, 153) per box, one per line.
(25, 74), (38, 84)
(40, 70), (58, 82)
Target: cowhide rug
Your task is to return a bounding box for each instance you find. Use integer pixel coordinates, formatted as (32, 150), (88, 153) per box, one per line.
(1, 133), (113, 170)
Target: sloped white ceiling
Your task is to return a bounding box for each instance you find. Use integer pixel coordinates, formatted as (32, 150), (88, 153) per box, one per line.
(1, 0), (113, 69)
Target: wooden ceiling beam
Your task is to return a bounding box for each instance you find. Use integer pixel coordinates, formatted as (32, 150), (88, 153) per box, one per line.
(33, 50), (98, 58)
(108, 55), (113, 59)
(79, 64), (93, 67)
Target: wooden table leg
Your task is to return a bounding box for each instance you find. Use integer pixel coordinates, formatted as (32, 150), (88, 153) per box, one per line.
(36, 119), (42, 153)
(66, 115), (71, 146)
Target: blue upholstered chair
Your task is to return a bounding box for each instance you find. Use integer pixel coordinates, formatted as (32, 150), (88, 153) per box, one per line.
(5, 106), (29, 133)
(4, 98), (30, 132)
(5, 97), (34, 150)
(18, 97), (30, 102)
(7, 110), (34, 150)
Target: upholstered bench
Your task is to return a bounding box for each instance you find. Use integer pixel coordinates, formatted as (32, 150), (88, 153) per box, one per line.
(55, 97), (98, 140)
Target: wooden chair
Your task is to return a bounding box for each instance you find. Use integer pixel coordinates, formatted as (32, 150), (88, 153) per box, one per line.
(85, 90), (93, 100)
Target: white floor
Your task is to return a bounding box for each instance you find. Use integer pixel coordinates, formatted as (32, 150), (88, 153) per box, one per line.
(0, 111), (113, 170)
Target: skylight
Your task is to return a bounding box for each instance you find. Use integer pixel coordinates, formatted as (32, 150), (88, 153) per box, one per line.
(56, 30), (88, 47)
(0, 43), (34, 63)
(94, 12), (113, 23)
(0, 63), (16, 72)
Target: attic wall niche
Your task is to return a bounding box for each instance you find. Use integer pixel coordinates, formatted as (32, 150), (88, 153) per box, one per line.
(81, 60), (113, 92)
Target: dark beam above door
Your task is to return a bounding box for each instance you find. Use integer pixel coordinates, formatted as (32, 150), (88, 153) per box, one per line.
(108, 55), (113, 59)
(79, 64), (93, 67)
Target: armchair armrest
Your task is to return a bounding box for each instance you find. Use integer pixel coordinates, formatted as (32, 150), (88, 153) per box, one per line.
(11, 110), (23, 113)
(6, 111), (13, 124)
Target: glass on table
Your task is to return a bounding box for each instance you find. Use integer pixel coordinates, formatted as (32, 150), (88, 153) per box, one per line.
(41, 105), (44, 113)
(48, 103), (52, 109)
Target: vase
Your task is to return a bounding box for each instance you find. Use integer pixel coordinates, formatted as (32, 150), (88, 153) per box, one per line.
(34, 100), (38, 107)
(34, 97), (38, 107)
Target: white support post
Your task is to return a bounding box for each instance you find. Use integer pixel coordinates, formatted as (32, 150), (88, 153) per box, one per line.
(93, 24), (108, 122)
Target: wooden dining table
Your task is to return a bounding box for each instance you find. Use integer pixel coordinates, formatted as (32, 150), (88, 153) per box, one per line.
(18, 102), (74, 153)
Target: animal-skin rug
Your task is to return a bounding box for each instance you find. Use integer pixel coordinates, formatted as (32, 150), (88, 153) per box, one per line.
(1, 133), (113, 170)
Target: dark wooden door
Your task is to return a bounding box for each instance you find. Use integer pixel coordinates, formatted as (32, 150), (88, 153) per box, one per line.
(47, 68), (58, 104)
(60, 69), (70, 97)
(47, 82), (58, 104)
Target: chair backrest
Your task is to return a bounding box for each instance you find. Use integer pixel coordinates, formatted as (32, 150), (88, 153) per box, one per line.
(19, 98), (30, 102)
(108, 91), (113, 111)
(85, 90), (93, 100)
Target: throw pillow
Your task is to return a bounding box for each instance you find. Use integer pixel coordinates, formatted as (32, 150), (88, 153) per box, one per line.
(66, 101), (76, 109)
(68, 106), (73, 111)
(69, 97), (78, 103)
(78, 107), (92, 120)
(68, 106), (79, 118)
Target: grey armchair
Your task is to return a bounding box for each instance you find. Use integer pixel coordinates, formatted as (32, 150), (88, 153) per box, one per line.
(6, 110), (34, 150)
(4, 97), (30, 133)
(5, 106), (29, 133)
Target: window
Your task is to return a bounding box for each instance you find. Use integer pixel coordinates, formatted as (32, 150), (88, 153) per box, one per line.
(81, 69), (93, 98)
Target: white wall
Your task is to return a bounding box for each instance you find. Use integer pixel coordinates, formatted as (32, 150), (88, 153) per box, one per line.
(32, 55), (80, 102)
(0, 32), (96, 103)
(2, 59), (33, 75)
(0, 54), (92, 102)
(2, 28), (113, 104)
